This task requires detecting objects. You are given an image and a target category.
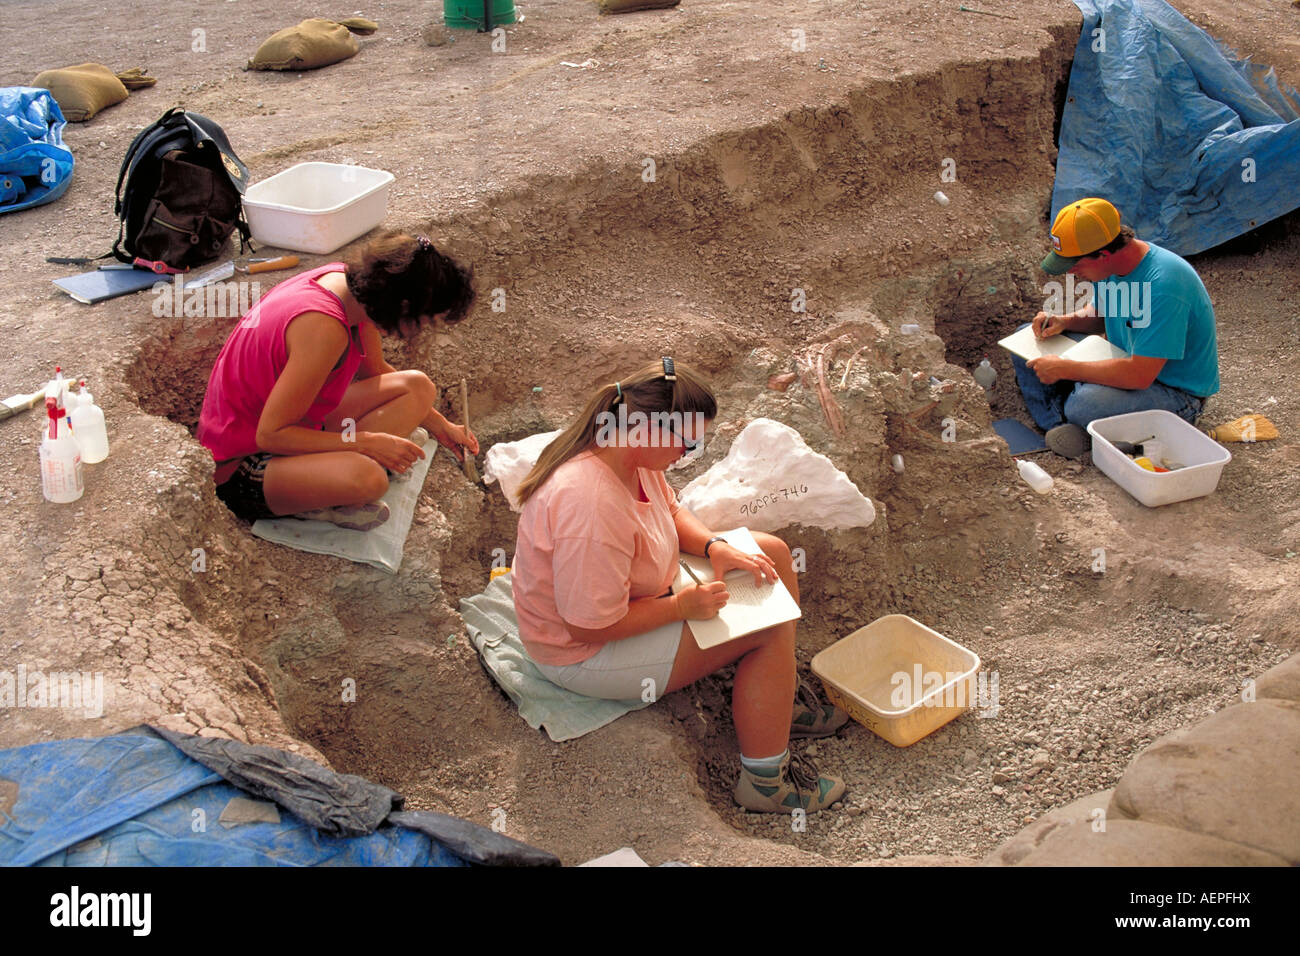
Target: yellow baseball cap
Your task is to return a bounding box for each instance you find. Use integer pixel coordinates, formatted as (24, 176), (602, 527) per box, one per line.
(1042, 198), (1122, 274)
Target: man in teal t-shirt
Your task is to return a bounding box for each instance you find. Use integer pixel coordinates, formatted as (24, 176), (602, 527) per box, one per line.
(1012, 197), (1220, 458)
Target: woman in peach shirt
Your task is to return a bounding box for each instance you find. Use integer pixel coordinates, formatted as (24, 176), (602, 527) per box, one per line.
(511, 358), (848, 814)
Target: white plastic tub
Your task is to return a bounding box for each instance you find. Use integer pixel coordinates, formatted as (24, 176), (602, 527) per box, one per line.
(1087, 409), (1230, 507)
(242, 162), (394, 255)
(811, 615), (981, 747)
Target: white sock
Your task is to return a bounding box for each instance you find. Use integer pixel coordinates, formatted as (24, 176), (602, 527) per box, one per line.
(741, 750), (788, 775)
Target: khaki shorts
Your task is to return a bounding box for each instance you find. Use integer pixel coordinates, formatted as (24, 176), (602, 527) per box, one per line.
(533, 619), (685, 702)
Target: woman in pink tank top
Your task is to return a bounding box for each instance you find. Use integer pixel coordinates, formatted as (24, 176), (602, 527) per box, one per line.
(196, 231), (477, 529)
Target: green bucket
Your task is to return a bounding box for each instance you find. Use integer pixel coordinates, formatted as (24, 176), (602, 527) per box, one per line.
(444, 0), (517, 30)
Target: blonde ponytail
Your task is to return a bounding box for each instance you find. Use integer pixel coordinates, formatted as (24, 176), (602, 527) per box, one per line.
(515, 360), (717, 505)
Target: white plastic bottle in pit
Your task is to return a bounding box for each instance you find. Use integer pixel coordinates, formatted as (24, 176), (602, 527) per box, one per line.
(1016, 459), (1053, 494)
(70, 381), (109, 464)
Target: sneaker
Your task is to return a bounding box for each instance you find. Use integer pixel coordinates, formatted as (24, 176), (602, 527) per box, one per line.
(294, 500), (390, 531)
(734, 751), (846, 814)
(1045, 423), (1089, 459)
(789, 679), (851, 739)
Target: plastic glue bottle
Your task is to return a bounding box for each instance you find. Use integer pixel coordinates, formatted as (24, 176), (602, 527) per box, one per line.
(1016, 458), (1053, 495)
(70, 380), (109, 464)
(40, 398), (83, 503)
(973, 357), (996, 396)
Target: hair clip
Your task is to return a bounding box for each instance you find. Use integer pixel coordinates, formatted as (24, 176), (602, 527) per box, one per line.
(661, 356), (676, 382)
(416, 234), (433, 251)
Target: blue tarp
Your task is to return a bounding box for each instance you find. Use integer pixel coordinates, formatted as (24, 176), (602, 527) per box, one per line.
(0, 87), (74, 213)
(0, 728), (558, 866)
(1053, 0), (1300, 255)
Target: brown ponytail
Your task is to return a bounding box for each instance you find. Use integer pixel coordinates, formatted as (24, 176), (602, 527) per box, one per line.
(343, 230), (475, 335)
(515, 360), (717, 505)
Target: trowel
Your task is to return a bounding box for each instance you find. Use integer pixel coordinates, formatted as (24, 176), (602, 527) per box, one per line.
(185, 255), (300, 289)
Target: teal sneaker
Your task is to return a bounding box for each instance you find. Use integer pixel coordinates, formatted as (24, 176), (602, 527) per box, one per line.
(789, 679), (850, 739)
(734, 751), (846, 814)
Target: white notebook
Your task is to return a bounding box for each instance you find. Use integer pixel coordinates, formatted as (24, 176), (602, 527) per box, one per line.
(998, 325), (1128, 363)
(673, 527), (802, 650)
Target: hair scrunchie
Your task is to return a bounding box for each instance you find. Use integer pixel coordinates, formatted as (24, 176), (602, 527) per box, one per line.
(416, 234), (433, 251)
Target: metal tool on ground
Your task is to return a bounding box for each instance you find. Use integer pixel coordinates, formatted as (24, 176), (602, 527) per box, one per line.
(460, 378), (479, 483)
(958, 4), (1016, 19)
(185, 255), (300, 289)
(238, 254), (299, 274)
(185, 261), (235, 289)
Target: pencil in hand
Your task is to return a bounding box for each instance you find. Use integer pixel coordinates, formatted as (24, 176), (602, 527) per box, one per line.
(679, 560), (705, 586)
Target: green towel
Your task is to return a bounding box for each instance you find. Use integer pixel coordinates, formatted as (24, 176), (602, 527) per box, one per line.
(459, 573), (651, 742)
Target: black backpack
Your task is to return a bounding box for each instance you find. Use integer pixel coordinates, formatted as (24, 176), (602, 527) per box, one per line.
(110, 107), (251, 270)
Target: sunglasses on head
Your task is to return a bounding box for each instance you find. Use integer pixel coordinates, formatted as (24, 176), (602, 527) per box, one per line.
(659, 356), (702, 452)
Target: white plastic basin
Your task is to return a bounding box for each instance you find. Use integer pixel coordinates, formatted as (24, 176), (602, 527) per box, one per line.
(243, 162), (394, 255)
(1087, 409), (1230, 507)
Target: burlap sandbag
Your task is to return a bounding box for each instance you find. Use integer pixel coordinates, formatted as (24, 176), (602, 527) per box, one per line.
(115, 67), (157, 90)
(597, 0), (681, 13)
(31, 63), (128, 122)
(247, 17), (379, 71)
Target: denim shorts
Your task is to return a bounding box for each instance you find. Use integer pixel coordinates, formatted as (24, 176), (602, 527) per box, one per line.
(215, 453), (277, 522)
(532, 619), (685, 702)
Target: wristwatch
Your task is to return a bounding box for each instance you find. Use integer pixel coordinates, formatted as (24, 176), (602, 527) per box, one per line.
(704, 536), (727, 558)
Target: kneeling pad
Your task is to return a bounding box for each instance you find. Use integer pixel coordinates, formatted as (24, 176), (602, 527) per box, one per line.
(31, 63), (128, 122)
(247, 18), (378, 71)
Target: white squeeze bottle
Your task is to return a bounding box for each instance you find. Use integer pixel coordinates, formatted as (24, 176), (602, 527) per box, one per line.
(70, 380), (109, 463)
(1016, 458), (1053, 494)
(973, 357), (996, 396)
(40, 399), (84, 503)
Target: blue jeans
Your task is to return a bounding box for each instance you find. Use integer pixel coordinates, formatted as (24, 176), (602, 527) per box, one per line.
(1010, 324), (1205, 431)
